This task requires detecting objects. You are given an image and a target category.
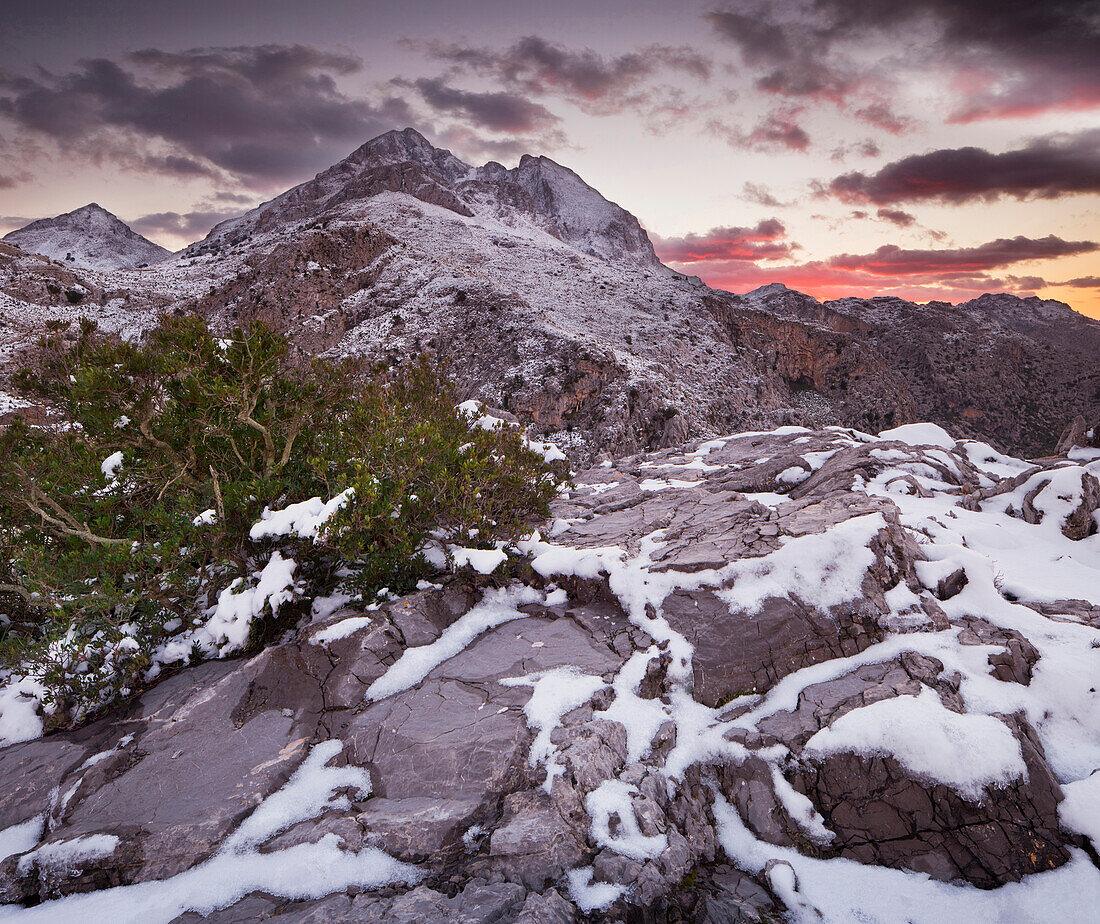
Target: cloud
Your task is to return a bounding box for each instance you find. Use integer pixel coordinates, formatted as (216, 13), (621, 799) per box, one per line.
(211, 191), (257, 205)
(707, 0), (1100, 124)
(652, 219), (795, 263)
(875, 207), (916, 227)
(830, 139), (881, 161)
(827, 130), (1100, 204)
(852, 102), (912, 134)
(395, 77), (560, 135)
(824, 235), (1097, 276)
(0, 45), (416, 187)
(410, 35), (710, 126)
(417, 35), (709, 102)
(708, 110), (810, 152)
(130, 208), (245, 239)
(0, 175), (15, 189)
(742, 181), (789, 207)
(656, 220), (1094, 304)
(1057, 276), (1100, 289)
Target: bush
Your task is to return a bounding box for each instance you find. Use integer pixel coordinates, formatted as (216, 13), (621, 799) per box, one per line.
(0, 315), (565, 728)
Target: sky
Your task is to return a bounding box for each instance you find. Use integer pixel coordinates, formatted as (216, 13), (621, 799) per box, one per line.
(0, 0), (1098, 317)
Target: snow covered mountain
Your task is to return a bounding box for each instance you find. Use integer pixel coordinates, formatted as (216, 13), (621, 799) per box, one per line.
(1, 130), (1097, 459)
(3, 204), (169, 271)
(187, 128), (660, 268)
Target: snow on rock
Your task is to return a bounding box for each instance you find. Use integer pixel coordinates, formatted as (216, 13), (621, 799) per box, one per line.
(500, 667), (607, 791)
(17, 833), (119, 876)
(1059, 772), (1100, 851)
(878, 422), (956, 449)
(717, 513), (884, 615)
(803, 687), (1027, 801)
(311, 615), (374, 645)
(566, 866), (629, 912)
(0, 741), (420, 923)
(364, 584), (544, 701)
(0, 815), (44, 864)
(585, 779), (668, 860)
(3, 420), (1100, 920)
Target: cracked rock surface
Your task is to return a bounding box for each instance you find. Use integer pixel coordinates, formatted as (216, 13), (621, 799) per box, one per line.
(1, 423), (1099, 921)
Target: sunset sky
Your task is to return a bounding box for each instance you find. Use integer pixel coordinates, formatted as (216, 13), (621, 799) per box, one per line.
(1, 0), (1097, 316)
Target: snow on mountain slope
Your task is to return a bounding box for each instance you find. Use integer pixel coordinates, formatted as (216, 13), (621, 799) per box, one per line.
(3, 204), (170, 272)
(2, 131), (1096, 459)
(187, 128), (660, 269)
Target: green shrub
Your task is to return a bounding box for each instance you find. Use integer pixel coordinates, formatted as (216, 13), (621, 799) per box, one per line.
(0, 315), (565, 728)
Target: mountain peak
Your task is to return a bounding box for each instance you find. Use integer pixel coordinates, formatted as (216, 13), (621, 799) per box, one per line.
(2, 203), (169, 271)
(189, 127), (661, 268)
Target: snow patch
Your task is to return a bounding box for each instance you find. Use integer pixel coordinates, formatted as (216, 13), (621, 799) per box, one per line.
(804, 688), (1026, 801)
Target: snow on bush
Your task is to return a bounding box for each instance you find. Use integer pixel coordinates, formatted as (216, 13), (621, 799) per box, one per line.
(0, 315), (565, 734)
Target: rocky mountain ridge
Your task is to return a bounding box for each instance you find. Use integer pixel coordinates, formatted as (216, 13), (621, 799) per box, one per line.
(0, 130), (1097, 459)
(187, 128), (660, 268)
(2, 204), (169, 272)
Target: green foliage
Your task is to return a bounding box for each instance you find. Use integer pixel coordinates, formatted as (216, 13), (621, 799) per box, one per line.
(0, 315), (564, 727)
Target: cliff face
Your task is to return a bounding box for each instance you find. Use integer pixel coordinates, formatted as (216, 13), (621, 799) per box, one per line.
(734, 285), (1100, 456)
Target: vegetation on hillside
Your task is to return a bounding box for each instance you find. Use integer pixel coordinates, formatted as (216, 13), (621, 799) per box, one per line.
(0, 315), (565, 728)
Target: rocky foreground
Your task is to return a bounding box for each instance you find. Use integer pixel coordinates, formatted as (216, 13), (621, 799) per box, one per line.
(0, 421), (1099, 922)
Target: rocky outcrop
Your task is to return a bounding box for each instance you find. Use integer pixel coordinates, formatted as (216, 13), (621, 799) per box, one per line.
(2, 423), (1097, 920)
(740, 284), (1100, 457)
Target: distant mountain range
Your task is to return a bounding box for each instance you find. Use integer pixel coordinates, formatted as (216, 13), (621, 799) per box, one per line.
(1, 128), (1097, 456)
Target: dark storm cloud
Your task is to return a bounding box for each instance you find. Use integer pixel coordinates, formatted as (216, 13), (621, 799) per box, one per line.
(705, 11), (793, 68)
(828, 130), (1100, 204)
(814, 0), (1100, 121)
(825, 235), (1097, 276)
(419, 36), (709, 98)
(706, 8), (854, 105)
(130, 208), (244, 239)
(652, 219), (795, 262)
(708, 0), (1100, 121)
(0, 45), (416, 187)
(395, 77), (560, 134)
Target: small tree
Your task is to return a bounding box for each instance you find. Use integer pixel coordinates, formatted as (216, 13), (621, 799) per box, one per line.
(0, 315), (565, 727)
